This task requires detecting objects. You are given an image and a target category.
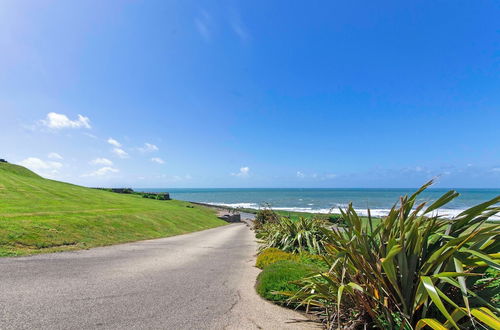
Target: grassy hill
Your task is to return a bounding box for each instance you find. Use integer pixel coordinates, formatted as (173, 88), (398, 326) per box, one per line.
(0, 162), (226, 257)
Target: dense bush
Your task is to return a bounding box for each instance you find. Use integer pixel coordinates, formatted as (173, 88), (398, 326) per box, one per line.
(256, 248), (299, 269)
(469, 268), (500, 309)
(141, 193), (170, 200)
(253, 208), (279, 230)
(290, 180), (500, 329)
(327, 214), (344, 225)
(256, 260), (316, 303)
(258, 216), (330, 254)
(93, 188), (170, 200)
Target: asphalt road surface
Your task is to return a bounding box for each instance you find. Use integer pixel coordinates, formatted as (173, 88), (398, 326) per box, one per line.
(0, 222), (316, 329)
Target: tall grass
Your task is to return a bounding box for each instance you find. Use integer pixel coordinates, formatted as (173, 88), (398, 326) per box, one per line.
(289, 181), (500, 329)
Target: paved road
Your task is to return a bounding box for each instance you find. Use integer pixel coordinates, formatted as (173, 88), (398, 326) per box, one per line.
(0, 222), (315, 329)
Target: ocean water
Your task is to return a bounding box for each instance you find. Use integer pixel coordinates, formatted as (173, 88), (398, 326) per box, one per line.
(138, 188), (500, 219)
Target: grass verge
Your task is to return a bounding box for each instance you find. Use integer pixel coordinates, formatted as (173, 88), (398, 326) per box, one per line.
(256, 260), (317, 303)
(0, 162), (227, 257)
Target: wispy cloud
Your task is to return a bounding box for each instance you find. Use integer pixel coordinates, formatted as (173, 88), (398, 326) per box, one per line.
(83, 166), (119, 177)
(296, 171), (336, 180)
(195, 10), (213, 42)
(107, 137), (121, 147)
(90, 158), (113, 166)
(84, 132), (98, 139)
(112, 148), (129, 158)
(230, 12), (250, 42)
(40, 112), (91, 129)
(48, 152), (63, 160)
(231, 166), (250, 177)
(151, 157), (165, 164)
(139, 143), (159, 152)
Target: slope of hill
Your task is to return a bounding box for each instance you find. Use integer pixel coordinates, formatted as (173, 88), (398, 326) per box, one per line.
(0, 163), (226, 256)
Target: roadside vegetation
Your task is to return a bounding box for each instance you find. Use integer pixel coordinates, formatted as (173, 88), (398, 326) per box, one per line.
(253, 180), (500, 329)
(0, 162), (226, 257)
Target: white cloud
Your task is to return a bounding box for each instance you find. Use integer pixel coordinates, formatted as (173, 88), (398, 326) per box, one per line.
(296, 171), (305, 178)
(90, 158), (113, 166)
(41, 112), (91, 129)
(48, 152), (63, 160)
(83, 167), (119, 177)
(324, 174), (337, 179)
(84, 132), (98, 139)
(112, 148), (129, 158)
(19, 157), (62, 178)
(151, 157), (165, 164)
(19, 157), (62, 171)
(107, 138), (121, 147)
(491, 168), (500, 172)
(139, 143), (159, 152)
(231, 166), (250, 177)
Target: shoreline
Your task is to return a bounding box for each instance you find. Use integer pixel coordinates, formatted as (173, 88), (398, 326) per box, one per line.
(196, 201), (500, 221)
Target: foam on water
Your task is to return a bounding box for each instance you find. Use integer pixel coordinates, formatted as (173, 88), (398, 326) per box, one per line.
(208, 203), (500, 220)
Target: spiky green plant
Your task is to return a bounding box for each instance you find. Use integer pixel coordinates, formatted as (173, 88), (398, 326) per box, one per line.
(258, 216), (330, 254)
(289, 181), (500, 329)
(253, 208), (280, 230)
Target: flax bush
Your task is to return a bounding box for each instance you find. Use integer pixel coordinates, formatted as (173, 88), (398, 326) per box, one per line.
(288, 181), (500, 329)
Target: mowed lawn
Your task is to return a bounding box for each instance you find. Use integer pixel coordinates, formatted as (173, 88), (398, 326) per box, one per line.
(0, 163), (226, 257)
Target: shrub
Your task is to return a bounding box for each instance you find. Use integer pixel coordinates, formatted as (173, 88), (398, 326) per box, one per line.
(327, 214), (344, 225)
(290, 180), (500, 329)
(298, 252), (328, 270)
(256, 248), (298, 269)
(256, 260), (316, 303)
(254, 208), (279, 230)
(470, 267), (500, 308)
(258, 216), (330, 254)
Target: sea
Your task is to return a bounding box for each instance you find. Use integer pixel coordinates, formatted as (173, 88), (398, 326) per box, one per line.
(137, 188), (500, 220)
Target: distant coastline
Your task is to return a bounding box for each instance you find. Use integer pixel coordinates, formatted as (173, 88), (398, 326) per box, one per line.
(137, 187), (500, 220)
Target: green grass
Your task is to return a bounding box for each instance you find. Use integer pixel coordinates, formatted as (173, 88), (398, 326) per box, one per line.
(0, 163), (227, 257)
(256, 260), (317, 303)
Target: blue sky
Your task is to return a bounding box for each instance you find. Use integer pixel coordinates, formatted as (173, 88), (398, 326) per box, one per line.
(1, 1), (499, 188)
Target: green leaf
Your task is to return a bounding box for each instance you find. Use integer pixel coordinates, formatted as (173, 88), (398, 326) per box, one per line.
(337, 285), (345, 330)
(453, 258), (470, 314)
(461, 248), (500, 270)
(471, 307), (500, 329)
(421, 276), (459, 329)
(416, 318), (447, 330)
(431, 272), (480, 278)
(381, 244), (402, 288)
(424, 190), (459, 214)
(443, 308), (467, 328)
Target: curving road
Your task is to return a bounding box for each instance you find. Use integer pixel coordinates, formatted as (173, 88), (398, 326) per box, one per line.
(0, 222), (315, 329)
